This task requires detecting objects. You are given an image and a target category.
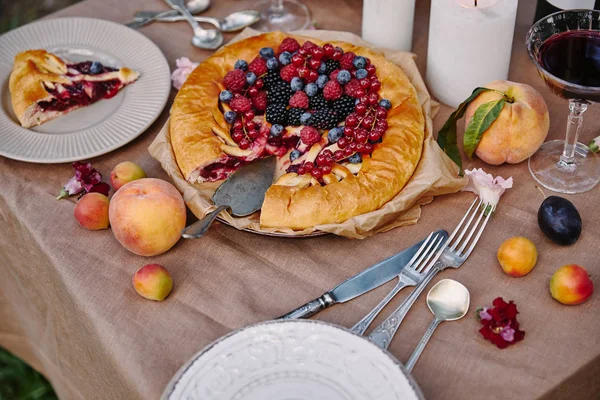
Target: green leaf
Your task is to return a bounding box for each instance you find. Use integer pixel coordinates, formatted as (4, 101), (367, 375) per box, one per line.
(463, 99), (505, 159)
(437, 87), (492, 174)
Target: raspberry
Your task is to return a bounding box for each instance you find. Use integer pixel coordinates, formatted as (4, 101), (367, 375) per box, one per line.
(230, 96), (252, 112)
(251, 90), (267, 111)
(289, 91), (309, 109)
(329, 69), (340, 81)
(223, 69), (246, 92)
(339, 52), (356, 70)
(344, 79), (361, 97)
(301, 41), (317, 51)
(280, 64), (298, 82)
(279, 38), (301, 54)
(248, 56), (268, 77)
(300, 126), (321, 146)
(323, 80), (343, 101)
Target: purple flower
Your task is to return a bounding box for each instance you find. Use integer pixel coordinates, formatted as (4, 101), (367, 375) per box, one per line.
(478, 307), (492, 321)
(57, 161), (108, 200)
(500, 326), (516, 342)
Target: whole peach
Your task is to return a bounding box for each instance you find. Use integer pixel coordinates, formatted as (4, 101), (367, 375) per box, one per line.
(110, 161), (147, 191)
(109, 178), (186, 256)
(550, 264), (594, 305)
(497, 236), (538, 277)
(74, 193), (110, 230)
(133, 264), (173, 301)
(465, 80), (549, 165)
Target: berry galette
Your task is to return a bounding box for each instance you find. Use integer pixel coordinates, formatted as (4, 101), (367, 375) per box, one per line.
(9, 50), (139, 128)
(170, 32), (424, 230)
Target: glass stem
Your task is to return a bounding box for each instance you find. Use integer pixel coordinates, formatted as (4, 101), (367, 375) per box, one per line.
(270, 0), (285, 17)
(560, 100), (588, 167)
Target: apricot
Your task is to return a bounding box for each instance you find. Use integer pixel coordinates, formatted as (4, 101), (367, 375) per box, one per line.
(74, 193), (110, 230)
(109, 178), (186, 256)
(497, 236), (538, 277)
(110, 161), (147, 191)
(132, 264), (173, 301)
(550, 264), (594, 305)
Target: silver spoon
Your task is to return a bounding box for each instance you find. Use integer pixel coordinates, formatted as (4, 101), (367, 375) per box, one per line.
(125, 0), (210, 29)
(134, 10), (261, 33)
(404, 279), (470, 372)
(164, 0), (223, 50)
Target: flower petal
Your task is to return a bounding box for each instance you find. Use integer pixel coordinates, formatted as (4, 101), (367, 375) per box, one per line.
(462, 168), (513, 209)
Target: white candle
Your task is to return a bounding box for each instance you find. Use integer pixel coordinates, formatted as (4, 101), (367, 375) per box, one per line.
(362, 0), (416, 51)
(426, 0), (518, 108)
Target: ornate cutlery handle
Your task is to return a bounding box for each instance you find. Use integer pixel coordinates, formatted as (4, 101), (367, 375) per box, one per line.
(368, 262), (443, 349)
(404, 317), (442, 372)
(350, 278), (412, 335)
(277, 293), (334, 320)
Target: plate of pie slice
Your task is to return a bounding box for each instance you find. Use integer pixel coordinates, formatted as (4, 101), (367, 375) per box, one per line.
(0, 17), (171, 163)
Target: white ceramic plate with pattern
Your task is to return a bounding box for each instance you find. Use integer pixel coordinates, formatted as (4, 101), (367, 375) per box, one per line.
(0, 17), (171, 163)
(162, 320), (424, 400)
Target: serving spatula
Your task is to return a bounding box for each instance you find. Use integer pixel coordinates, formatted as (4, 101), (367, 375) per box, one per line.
(181, 157), (276, 239)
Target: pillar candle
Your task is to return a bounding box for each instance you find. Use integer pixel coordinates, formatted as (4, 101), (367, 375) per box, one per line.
(426, 0), (518, 108)
(362, 0), (416, 51)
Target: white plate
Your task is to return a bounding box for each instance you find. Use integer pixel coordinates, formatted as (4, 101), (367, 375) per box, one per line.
(162, 320), (424, 400)
(0, 17), (171, 163)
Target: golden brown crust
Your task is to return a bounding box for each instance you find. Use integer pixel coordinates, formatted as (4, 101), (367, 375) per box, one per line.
(170, 32), (425, 230)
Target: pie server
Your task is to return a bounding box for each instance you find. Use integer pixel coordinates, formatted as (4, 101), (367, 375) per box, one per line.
(277, 229), (449, 320)
(181, 157), (277, 239)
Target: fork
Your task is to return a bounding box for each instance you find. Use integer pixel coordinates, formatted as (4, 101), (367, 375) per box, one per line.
(368, 197), (492, 349)
(349, 231), (447, 335)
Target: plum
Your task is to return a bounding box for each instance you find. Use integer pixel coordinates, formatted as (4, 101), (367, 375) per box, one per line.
(538, 196), (582, 245)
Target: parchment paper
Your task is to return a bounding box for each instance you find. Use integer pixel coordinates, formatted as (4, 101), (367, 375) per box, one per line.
(149, 28), (467, 239)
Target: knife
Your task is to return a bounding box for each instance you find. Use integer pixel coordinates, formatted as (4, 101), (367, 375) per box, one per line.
(277, 229), (449, 320)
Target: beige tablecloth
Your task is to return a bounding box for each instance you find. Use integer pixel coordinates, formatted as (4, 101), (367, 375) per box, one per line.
(1, 1), (599, 399)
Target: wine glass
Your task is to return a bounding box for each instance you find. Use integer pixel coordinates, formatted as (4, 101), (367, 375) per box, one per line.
(526, 9), (600, 194)
(251, 0), (311, 32)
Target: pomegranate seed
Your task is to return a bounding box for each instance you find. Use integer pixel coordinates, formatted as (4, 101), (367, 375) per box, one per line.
(254, 79), (264, 89)
(248, 87), (259, 97)
(292, 54), (304, 66)
(247, 129), (259, 139)
(344, 126), (355, 137)
(368, 92), (379, 105)
(337, 137), (349, 149)
(311, 168), (323, 180)
(297, 166), (306, 175)
(307, 70), (319, 82)
(343, 147), (354, 157)
(304, 161), (314, 172)
(359, 79), (370, 89)
(231, 131), (244, 142)
(322, 165), (332, 174)
(370, 80), (381, 92)
(239, 138), (251, 149)
(323, 43), (335, 57)
(334, 150), (344, 160)
(355, 129), (368, 143)
(369, 130), (382, 142)
(298, 66), (309, 78)
(363, 143), (374, 153)
(361, 115), (375, 128)
(311, 47), (324, 60)
(331, 49), (343, 61)
(366, 64), (376, 76)
(245, 121), (256, 130)
(355, 102), (368, 115)
(244, 110), (255, 120)
(345, 114), (358, 127)
(233, 120), (243, 130)
(376, 106), (387, 119)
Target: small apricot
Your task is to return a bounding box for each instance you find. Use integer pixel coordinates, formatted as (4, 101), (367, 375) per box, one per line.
(497, 236), (538, 277)
(132, 264), (173, 301)
(74, 193), (109, 230)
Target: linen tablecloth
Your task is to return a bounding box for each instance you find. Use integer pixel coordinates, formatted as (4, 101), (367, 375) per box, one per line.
(1, 1), (599, 399)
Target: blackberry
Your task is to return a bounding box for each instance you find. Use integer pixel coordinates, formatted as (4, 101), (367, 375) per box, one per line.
(308, 108), (340, 130)
(263, 69), (284, 89)
(286, 107), (305, 126)
(266, 104), (288, 125)
(309, 93), (329, 110)
(324, 59), (340, 75)
(267, 80), (293, 105)
(331, 95), (355, 120)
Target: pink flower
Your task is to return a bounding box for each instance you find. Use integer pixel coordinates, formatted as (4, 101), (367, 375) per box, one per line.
(477, 307), (492, 321)
(171, 57), (199, 90)
(462, 168), (513, 210)
(500, 326), (515, 342)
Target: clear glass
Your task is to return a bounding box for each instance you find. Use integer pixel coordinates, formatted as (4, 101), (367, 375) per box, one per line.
(526, 9), (600, 194)
(251, 0), (311, 32)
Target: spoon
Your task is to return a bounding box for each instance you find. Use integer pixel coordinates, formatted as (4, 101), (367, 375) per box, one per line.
(404, 279), (470, 372)
(125, 0), (210, 29)
(134, 10), (261, 33)
(164, 0), (223, 50)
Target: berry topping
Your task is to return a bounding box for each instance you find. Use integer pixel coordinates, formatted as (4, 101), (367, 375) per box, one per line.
(223, 69), (247, 92)
(308, 108), (340, 130)
(337, 136), (349, 149)
(311, 168), (323, 180)
(224, 110), (237, 123)
(289, 91), (309, 109)
(266, 103), (287, 124)
(279, 38), (301, 54)
(244, 110), (255, 120)
(307, 70), (319, 82)
(270, 124), (284, 137)
(323, 43), (335, 57)
(90, 61), (103, 75)
(300, 126), (321, 146)
(317, 62), (327, 74)
(254, 78), (264, 89)
(248, 56), (268, 77)
(309, 93), (329, 110)
(308, 58), (321, 70)
(329, 69), (340, 81)
(267, 80), (293, 105)
(234, 60), (248, 71)
(379, 99), (392, 110)
(286, 108), (305, 126)
(238, 138), (251, 149)
(300, 112), (312, 125)
(366, 64), (377, 76)
(370, 79), (381, 91)
(331, 95), (355, 118)
(260, 47), (275, 59)
(219, 90), (233, 103)
(230, 96), (252, 112)
(291, 53), (304, 67)
(290, 149), (301, 161)
(279, 51), (292, 65)
(297, 66), (310, 79)
(323, 80), (343, 101)
(246, 71), (257, 86)
(331, 47), (344, 61)
(301, 41), (317, 51)
(337, 70), (352, 85)
(334, 150), (344, 160)
(324, 59), (340, 75)
(291, 77), (304, 92)
(328, 127), (344, 143)
(344, 79), (361, 97)
(266, 57), (279, 70)
(353, 56), (367, 69)
(305, 82), (318, 97)
(339, 52), (356, 70)
(311, 46), (325, 60)
(316, 74), (329, 89)
(280, 64), (298, 82)
(348, 152), (362, 164)
(251, 90), (268, 111)
(355, 69), (368, 80)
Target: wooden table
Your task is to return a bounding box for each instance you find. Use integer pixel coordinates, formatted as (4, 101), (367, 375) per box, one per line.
(1, 1), (599, 399)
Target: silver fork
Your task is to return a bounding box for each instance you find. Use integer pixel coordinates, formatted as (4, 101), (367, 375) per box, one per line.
(349, 231), (447, 335)
(368, 197), (492, 349)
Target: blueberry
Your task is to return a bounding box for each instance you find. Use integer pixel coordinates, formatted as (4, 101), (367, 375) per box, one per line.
(305, 83), (318, 97)
(327, 127), (344, 143)
(270, 124), (284, 137)
(316, 74), (329, 89)
(279, 51), (292, 65)
(260, 47), (275, 59)
(337, 70), (351, 85)
(291, 77), (304, 92)
(89, 61), (103, 75)
(266, 57), (279, 70)
(224, 110), (237, 123)
(353, 56), (367, 69)
(219, 90), (233, 103)
(234, 60), (248, 71)
(317, 62), (327, 74)
(379, 99), (392, 110)
(355, 68), (368, 80)
(246, 72), (257, 86)
(355, 98), (360, 105)
(348, 153), (362, 163)
(300, 112), (312, 125)
(290, 149), (301, 161)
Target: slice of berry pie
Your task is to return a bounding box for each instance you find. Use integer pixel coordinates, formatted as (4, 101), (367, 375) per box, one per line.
(9, 50), (139, 128)
(170, 32), (424, 230)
